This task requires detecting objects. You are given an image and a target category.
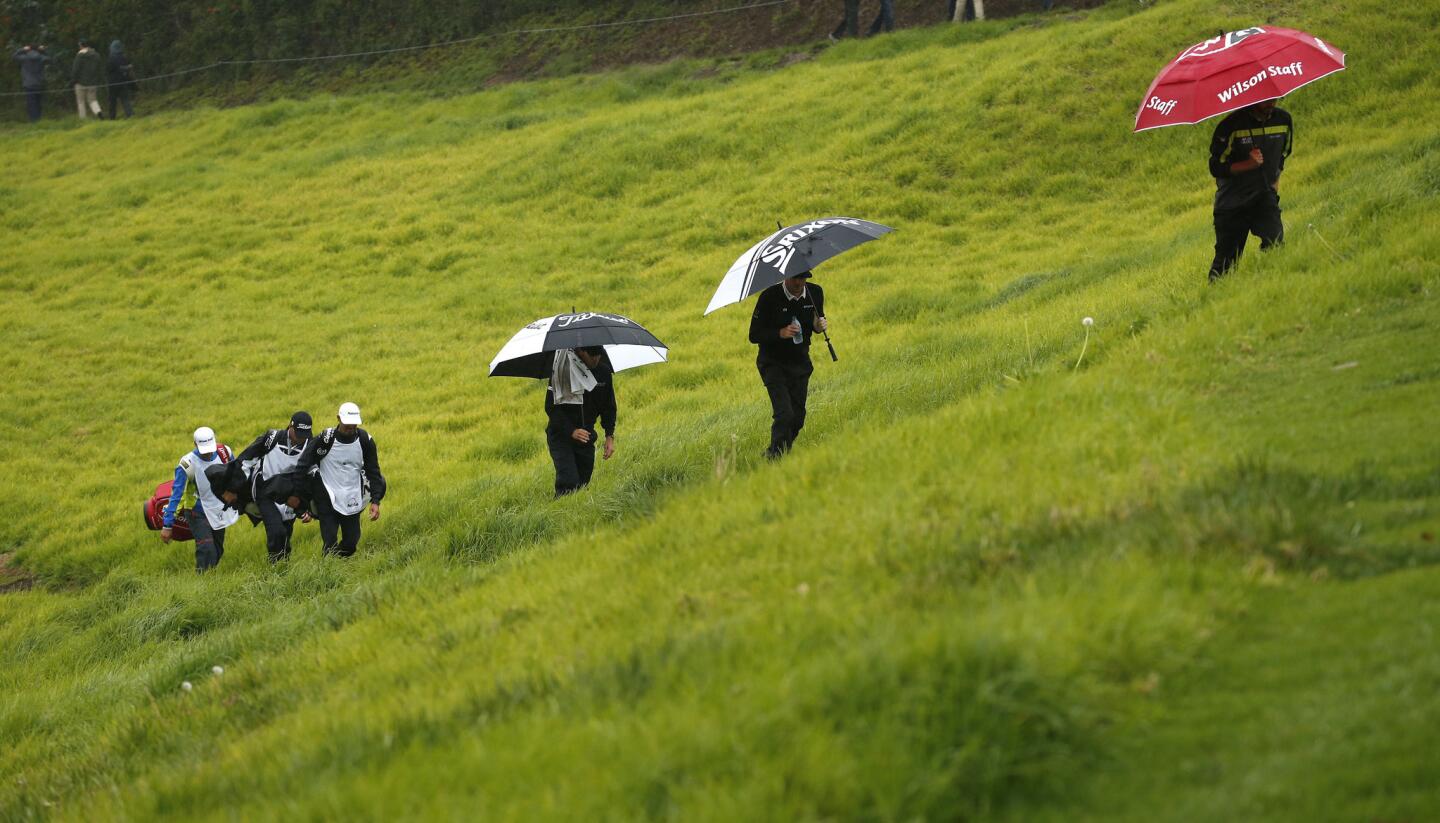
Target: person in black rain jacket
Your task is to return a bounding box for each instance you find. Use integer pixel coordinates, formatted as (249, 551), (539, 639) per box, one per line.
(749, 271), (827, 459)
(1207, 99), (1293, 281)
(293, 402), (386, 558)
(545, 346), (617, 497)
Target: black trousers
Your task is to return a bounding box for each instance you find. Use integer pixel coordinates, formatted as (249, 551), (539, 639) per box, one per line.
(867, 0), (895, 34)
(185, 508), (227, 573)
(24, 89), (42, 122)
(547, 423), (596, 497)
(832, 0), (860, 38)
(314, 491), (362, 557)
(108, 86), (134, 119)
(1209, 190), (1283, 281)
(256, 498), (296, 562)
(759, 359), (812, 457)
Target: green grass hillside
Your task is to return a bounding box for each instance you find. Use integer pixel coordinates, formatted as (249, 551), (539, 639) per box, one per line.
(2, 0), (1438, 818)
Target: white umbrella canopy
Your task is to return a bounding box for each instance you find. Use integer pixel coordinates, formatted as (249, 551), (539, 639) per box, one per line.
(704, 216), (894, 315)
(489, 312), (668, 378)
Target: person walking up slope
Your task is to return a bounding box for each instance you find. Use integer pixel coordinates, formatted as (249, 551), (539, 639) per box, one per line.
(749, 271), (827, 459)
(544, 346), (617, 498)
(1207, 99), (1293, 281)
(294, 403), (386, 558)
(160, 427), (240, 572)
(236, 411), (314, 562)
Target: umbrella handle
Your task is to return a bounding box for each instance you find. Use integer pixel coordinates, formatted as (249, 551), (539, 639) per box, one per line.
(824, 333), (838, 362)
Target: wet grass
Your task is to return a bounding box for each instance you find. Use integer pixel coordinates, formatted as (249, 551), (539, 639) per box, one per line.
(1, 0), (1438, 818)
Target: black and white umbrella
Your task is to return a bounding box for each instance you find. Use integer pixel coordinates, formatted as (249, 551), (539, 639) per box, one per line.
(488, 312), (668, 378)
(703, 216), (894, 315)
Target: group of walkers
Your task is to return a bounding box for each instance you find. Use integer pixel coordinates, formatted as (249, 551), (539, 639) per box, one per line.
(160, 404), (386, 572)
(152, 83), (1291, 571)
(157, 266), (834, 573)
(11, 39), (137, 123)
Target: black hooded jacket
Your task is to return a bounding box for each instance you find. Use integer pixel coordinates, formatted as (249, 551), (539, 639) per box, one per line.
(1209, 106), (1292, 212)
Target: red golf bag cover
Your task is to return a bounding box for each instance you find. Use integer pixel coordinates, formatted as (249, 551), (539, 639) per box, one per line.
(143, 481), (194, 541)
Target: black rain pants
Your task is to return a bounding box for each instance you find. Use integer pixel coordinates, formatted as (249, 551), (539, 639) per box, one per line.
(314, 491), (361, 558)
(1210, 189), (1283, 282)
(256, 498), (296, 562)
(759, 359), (812, 458)
(547, 423), (596, 497)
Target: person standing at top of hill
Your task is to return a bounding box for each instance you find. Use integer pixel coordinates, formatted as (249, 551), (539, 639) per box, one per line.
(236, 411), (314, 563)
(749, 271), (827, 459)
(161, 427), (241, 573)
(294, 403), (386, 558)
(948, 0), (984, 22)
(106, 40), (137, 119)
(13, 44), (50, 123)
(867, 0), (895, 35)
(1207, 99), (1293, 282)
(72, 40), (105, 119)
(545, 346), (617, 498)
(831, 0), (893, 39)
(830, 0), (859, 40)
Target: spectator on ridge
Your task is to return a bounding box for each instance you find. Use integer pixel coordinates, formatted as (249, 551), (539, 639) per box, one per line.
(72, 39), (105, 119)
(106, 40), (137, 119)
(12, 44), (50, 123)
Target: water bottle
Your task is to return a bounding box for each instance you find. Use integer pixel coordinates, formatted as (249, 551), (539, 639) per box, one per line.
(790, 316), (804, 345)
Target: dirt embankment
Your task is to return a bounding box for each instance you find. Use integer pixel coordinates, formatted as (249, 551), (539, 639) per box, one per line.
(493, 0), (1105, 80)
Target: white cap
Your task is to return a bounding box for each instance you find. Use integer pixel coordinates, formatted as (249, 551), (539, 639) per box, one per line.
(337, 402), (362, 425)
(193, 426), (217, 455)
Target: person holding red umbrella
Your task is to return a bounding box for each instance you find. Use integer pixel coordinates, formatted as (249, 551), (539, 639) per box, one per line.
(1132, 26), (1345, 282)
(1207, 98), (1292, 282)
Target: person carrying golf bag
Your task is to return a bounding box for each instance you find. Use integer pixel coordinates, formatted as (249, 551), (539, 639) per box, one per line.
(236, 411), (314, 562)
(749, 271), (827, 459)
(294, 402), (385, 558)
(160, 426), (241, 572)
(545, 346), (617, 497)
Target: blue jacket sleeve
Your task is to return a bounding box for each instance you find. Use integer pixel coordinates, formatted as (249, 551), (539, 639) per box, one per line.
(162, 462), (188, 527)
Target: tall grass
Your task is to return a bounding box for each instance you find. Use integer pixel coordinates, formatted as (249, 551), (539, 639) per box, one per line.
(1, 0), (1437, 817)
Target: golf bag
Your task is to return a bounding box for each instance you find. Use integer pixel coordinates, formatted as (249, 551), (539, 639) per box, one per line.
(142, 480), (194, 541)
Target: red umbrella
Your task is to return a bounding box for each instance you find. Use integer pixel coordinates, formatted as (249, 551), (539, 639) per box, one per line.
(1134, 26), (1346, 132)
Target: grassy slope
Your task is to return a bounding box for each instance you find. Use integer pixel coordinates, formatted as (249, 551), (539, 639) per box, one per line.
(1, 0), (1438, 818)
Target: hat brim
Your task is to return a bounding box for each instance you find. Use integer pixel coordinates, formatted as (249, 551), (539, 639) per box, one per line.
(338, 413), (362, 425)
(195, 439), (218, 455)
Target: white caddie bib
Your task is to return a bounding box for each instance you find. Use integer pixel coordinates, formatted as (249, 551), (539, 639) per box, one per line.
(184, 452), (241, 531)
(260, 436), (305, 521)
(319, 437), (367, 516)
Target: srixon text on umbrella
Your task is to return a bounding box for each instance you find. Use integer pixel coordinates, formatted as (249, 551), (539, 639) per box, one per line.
(1218, 62), (1305, 102)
